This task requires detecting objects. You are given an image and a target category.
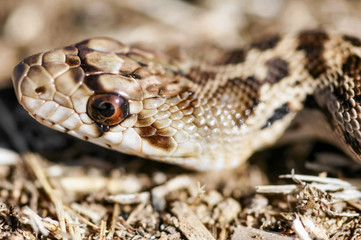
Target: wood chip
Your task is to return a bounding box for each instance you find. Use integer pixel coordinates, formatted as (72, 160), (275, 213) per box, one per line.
(231, 225), (294, 240)
(107, 191), (150, 204)
(171, 201), (215, 240)
(152, 175), (196, 211)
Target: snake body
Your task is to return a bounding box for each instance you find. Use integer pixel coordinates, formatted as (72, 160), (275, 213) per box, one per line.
(11, 30), (361, 170)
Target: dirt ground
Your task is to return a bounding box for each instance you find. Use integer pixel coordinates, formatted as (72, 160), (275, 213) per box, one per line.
(2, 0), (361, 239)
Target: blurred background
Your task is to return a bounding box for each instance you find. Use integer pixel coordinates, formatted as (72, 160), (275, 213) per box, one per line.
(2, 0), (361, 87)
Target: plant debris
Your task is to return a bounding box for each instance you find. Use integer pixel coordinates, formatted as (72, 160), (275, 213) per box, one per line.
(0, 152), (360, 239)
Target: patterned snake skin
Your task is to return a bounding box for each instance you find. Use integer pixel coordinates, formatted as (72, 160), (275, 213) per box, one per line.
(11, 30), (361, 170)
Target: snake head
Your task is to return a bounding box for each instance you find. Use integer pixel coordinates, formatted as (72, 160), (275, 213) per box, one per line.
(12, 37), (221, 170)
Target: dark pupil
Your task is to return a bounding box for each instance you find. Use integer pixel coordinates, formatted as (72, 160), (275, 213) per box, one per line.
(95, 102), (115, 117)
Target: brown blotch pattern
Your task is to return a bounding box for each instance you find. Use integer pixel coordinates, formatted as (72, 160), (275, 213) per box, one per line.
(344, 132), (361, 154)
(75, 40), (91, 50)
(65, 67), (85, 86)
(135, 126), (157, 137)
(343, 35), (361, 47)
(144, 136), (175, 151)
(221, 48), (246, 64)
(186, 68), (217, 85)
(24, 53), (43, 66)
(250, 34), (281, 51)
(83, 75), (104, 92)
(342, 54), (361, 78)
(65, 55), (81, 68)
(297, 30), (329, 78)
(63, 46), (78, 53)
(142, 75), (191, 98)
(330, 54), (361, 154)
(215, 76), (261, 127)
(265, 57), (289, 84)
(77, 48), (102, 74)
(261, 103), (290, 129)
(337, 55), (361, 111)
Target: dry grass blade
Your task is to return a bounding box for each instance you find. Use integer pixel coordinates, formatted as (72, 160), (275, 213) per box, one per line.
(23, 153), (67, 234)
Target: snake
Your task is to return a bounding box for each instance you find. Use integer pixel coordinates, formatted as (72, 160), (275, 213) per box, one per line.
(11, 30), (361, 171)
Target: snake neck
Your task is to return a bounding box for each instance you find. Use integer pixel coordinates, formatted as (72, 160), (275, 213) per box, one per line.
(174, 30), (361, 168)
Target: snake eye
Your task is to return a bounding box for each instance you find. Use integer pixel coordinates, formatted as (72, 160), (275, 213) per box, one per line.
(87, 93), (129, 126)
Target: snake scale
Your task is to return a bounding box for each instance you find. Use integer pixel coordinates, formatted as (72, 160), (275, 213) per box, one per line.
(11, 30), (361, 170)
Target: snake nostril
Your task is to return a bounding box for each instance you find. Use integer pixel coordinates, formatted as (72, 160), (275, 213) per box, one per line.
(35, 86), (46, 95)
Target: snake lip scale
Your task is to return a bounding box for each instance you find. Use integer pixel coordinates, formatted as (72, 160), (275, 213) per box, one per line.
(11, 30), (361, 171)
